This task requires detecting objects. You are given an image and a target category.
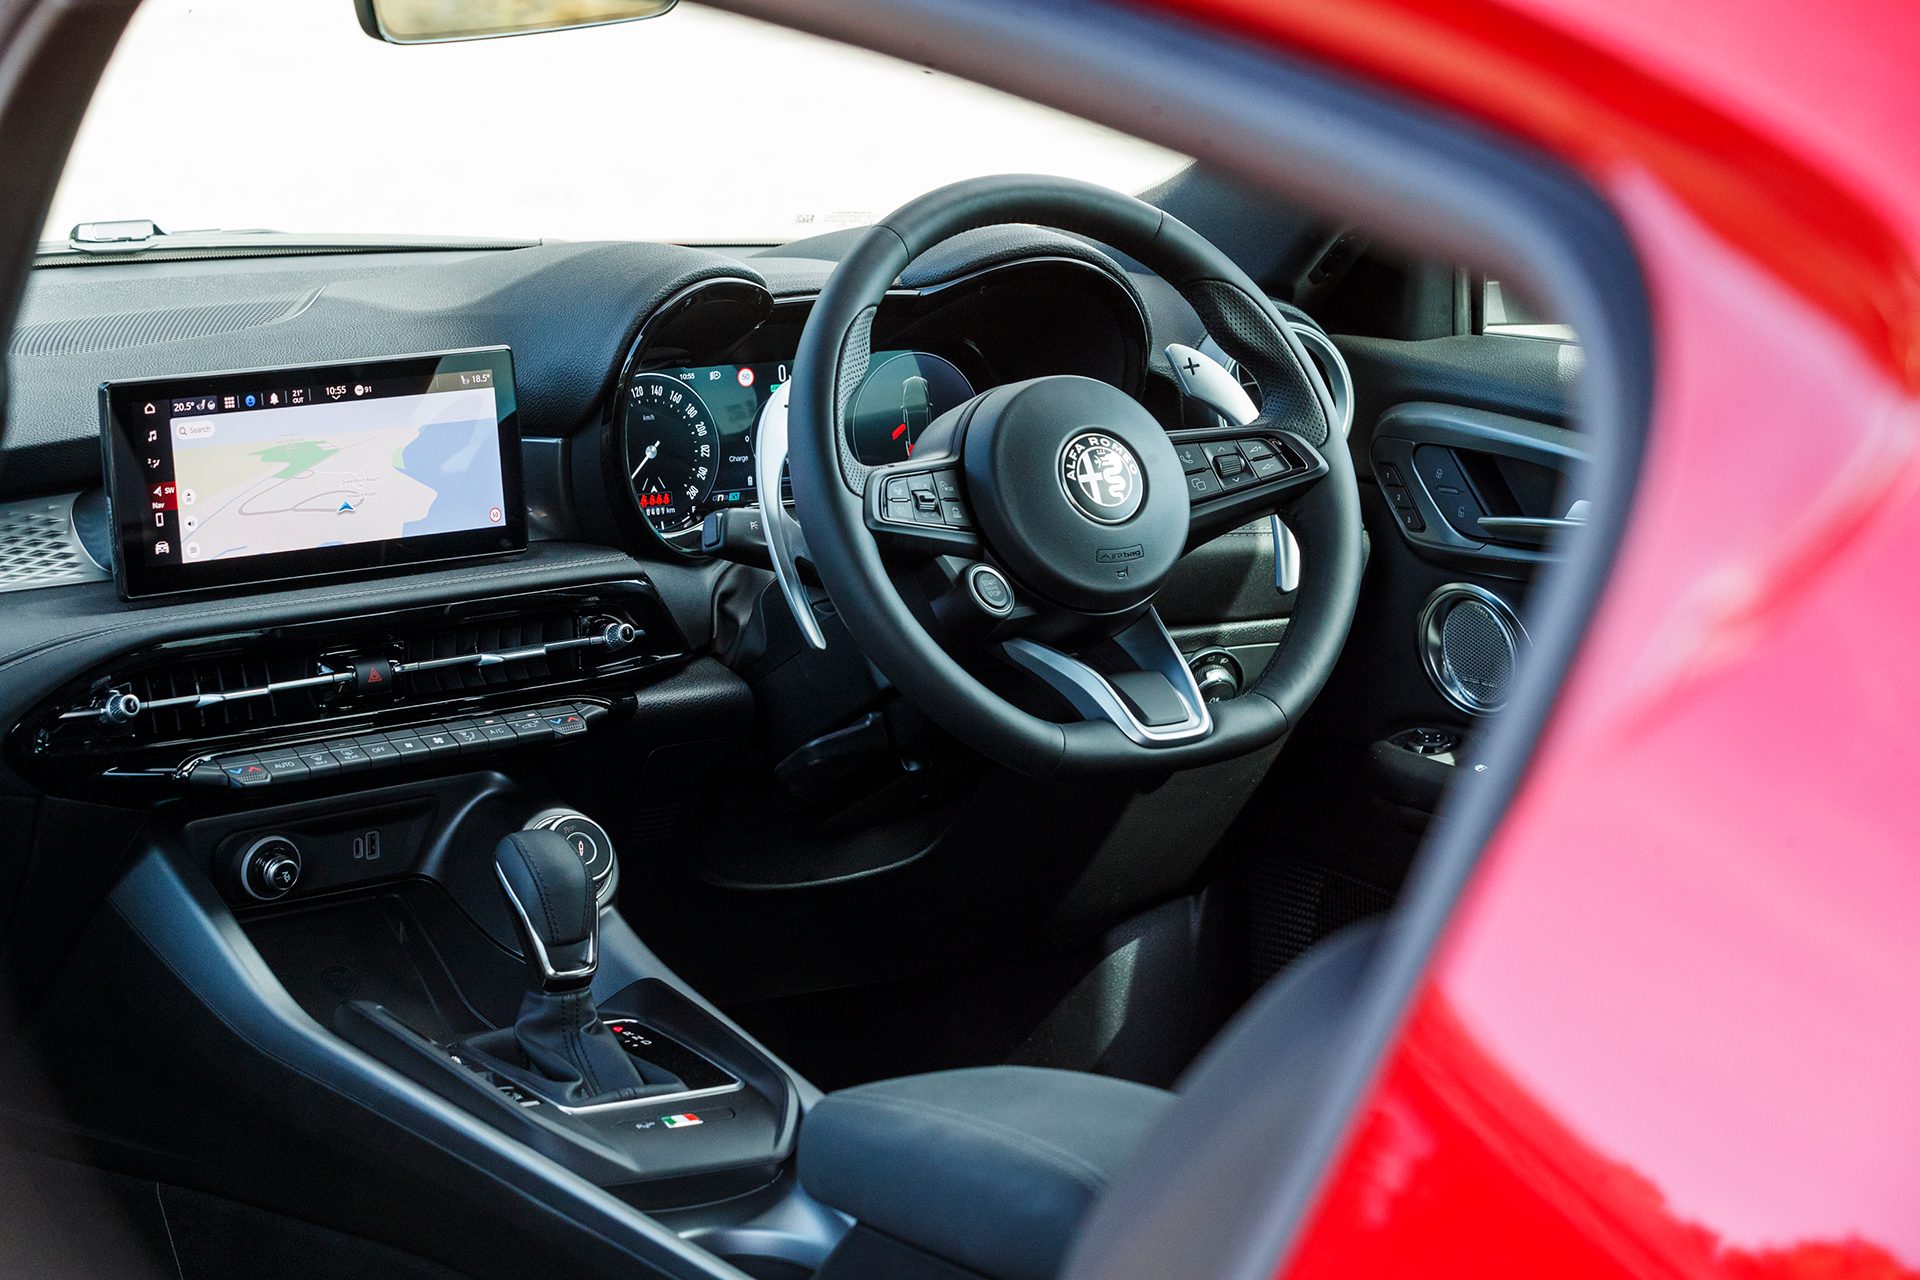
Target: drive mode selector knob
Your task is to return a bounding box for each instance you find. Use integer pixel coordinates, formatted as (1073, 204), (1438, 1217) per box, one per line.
(524, 810), (616, 905)
(236, 835), (302, 901)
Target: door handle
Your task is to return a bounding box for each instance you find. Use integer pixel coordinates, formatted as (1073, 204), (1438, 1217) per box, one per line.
(1474, 513), (1583, 546)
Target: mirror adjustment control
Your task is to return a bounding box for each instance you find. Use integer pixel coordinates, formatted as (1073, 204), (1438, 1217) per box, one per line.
(235, 835), (302, 902)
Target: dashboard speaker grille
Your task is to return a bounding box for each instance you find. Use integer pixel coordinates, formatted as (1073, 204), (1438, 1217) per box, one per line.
(8, 292), (314, 357)
(0, 496), (109, 592)
(1420, 584), (1526, 716)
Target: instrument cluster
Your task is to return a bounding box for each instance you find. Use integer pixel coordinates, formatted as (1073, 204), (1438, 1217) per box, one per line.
(618, 351), (974, 537)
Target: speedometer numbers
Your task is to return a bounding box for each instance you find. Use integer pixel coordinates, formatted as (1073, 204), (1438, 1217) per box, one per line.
(623, 374), (717, 534)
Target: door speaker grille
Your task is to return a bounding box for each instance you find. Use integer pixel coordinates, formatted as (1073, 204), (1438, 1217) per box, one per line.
(1420, 584), (1526, 715)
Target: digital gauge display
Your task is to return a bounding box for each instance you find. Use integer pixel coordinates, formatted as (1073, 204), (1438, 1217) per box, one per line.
(622, 370), (740, 534)
(620, 352), (973, 538)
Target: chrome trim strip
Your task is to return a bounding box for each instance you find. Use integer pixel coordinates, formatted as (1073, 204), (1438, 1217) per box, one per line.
(550, 1079), (745, 1118)
(754, 381), (827, 650)
(1000, 610), (1213, 746)
(494, 862), (597, 986)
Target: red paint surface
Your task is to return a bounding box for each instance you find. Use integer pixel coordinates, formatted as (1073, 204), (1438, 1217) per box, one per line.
(1146, 0), (1920, 1274)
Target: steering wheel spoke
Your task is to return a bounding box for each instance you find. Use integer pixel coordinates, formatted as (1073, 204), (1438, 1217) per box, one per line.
(998, 609), (1213, 747)
(1172, 426), (1330, 549)
(863, 454), (984, 557)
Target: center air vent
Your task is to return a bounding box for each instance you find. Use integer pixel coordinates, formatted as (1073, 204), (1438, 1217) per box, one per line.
(129, 649), (322, 743)
(12, 581), (683, 787)
(387, 612), (585, 699)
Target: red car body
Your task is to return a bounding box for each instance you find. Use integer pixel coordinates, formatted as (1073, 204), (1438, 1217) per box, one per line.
(1157, 1), (1920, 1275)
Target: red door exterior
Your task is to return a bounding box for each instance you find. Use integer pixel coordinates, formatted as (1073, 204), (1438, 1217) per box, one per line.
(1158, 1), (1920, 1274)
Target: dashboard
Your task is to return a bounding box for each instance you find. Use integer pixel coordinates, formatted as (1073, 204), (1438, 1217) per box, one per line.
(0, 232), (1168, 797)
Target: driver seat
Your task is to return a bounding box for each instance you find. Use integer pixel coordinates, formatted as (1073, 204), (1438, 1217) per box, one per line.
(797, 919), (1385, 1280)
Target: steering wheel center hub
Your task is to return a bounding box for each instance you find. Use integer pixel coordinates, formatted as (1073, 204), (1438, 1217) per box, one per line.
(1059, 432), (1145, 523)
(961, 376), (1189, 614)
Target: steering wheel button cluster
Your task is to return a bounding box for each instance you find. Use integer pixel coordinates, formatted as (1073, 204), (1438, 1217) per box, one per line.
(1174, 437), (1306, 502)
(875, 466), (972, 532)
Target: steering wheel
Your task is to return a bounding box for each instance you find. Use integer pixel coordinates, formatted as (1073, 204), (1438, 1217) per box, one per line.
(771, 176), (1363, 777)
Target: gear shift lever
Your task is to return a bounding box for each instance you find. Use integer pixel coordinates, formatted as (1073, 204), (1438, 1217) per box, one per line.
(469, 831), (646, 1106)
(495, 829), (600, 992)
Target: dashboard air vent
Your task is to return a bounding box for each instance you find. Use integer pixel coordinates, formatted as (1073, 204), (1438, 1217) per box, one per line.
(128, 649), (323, 744)
(388, 613), (585, 699)
(12, 582), (684, 785)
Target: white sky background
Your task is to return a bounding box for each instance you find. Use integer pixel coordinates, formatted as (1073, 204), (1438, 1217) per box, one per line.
(46, 0), (1189, 244)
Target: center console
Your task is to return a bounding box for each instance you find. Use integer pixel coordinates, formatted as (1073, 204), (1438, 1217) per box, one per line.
(73, 767), (846, 1280)
(18, 346), (851, 1277)
(13, 568), (843, 1276)
(180, 770), (804, 1204)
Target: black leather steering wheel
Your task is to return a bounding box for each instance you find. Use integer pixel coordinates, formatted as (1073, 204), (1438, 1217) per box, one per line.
(782, 176), (1363, 777)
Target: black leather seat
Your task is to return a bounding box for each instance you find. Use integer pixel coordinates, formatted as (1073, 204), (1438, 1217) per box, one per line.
(798, 920), (1384, 1280)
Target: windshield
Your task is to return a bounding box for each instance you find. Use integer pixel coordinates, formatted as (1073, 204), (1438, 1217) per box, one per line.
(45, 0), (1187, 246)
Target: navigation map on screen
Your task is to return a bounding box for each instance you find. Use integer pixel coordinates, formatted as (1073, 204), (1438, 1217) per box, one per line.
(165, 385), (506, 564)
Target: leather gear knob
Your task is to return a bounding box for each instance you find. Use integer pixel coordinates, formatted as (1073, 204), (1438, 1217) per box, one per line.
(494, 830), (597, 993)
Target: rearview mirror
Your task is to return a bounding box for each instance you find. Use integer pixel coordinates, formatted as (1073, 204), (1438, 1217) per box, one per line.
(356, 0), (677, 44)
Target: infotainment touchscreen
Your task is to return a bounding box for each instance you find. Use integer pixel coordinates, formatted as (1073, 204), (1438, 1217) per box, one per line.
(101, 347), (525, 598)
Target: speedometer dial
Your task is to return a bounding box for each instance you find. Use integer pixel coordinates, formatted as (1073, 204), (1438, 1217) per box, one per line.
(623, 373), (719, 534)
